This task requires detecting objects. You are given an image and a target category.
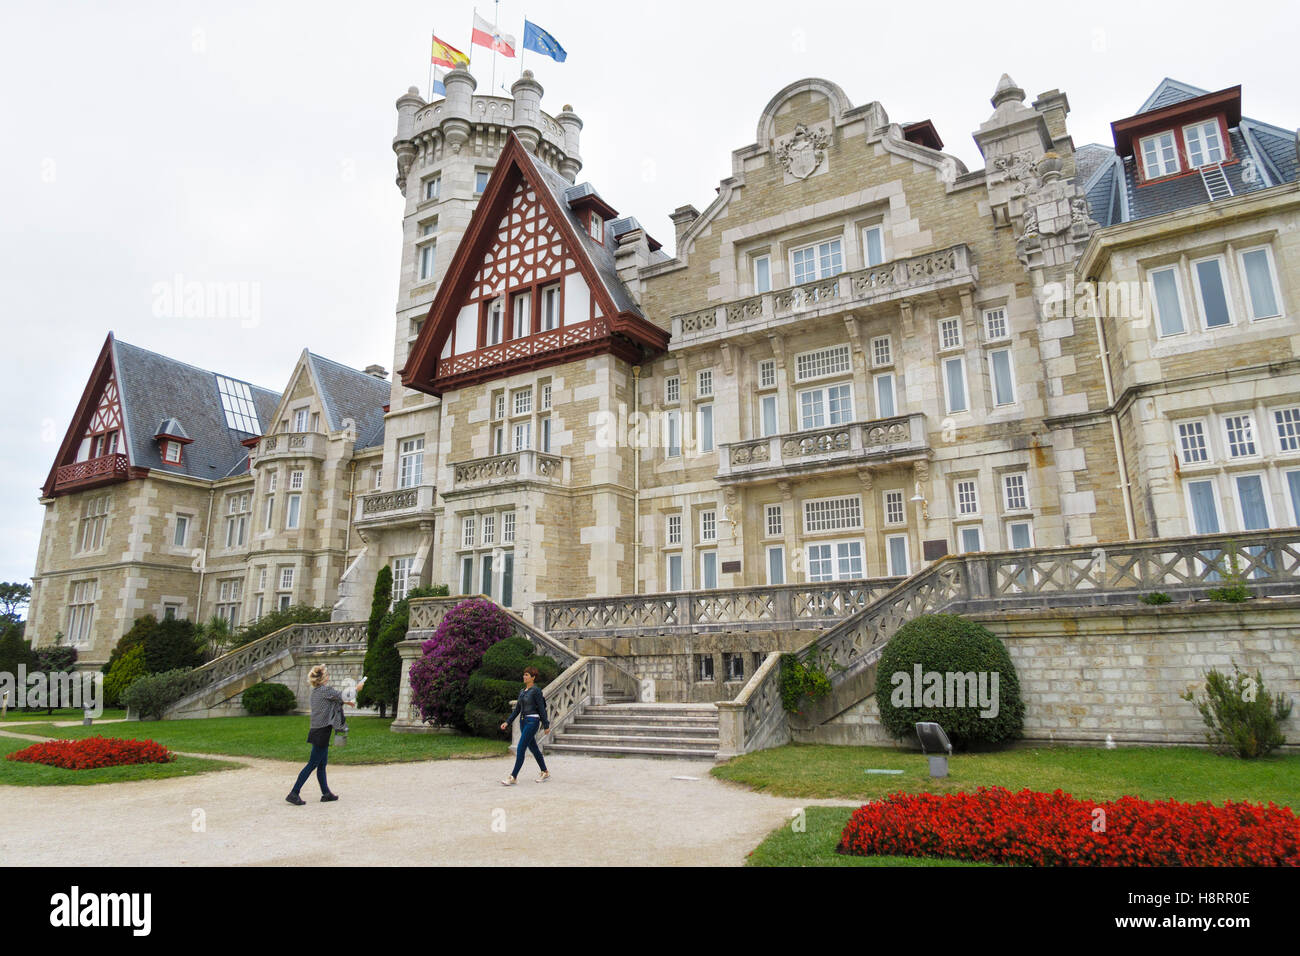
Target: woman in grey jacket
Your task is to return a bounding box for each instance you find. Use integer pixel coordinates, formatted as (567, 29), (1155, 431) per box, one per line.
(286, 665), (354, 805)
(499, 665), (550, 785)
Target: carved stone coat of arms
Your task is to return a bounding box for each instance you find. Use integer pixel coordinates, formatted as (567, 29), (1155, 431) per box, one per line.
(776, 123), (831, 181)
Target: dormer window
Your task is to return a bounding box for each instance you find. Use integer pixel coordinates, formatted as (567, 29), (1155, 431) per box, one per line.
(1139, 131), (1180, 180)
(163, 441), (182, 464)
(154, 417), (192, 466)
(588, 213), (603, 243)
(1183, 119), (1225, 169)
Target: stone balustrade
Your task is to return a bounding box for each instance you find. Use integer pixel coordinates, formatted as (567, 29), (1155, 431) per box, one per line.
(448, 449), (567, 494)
(354, 483), (437, 528)
(254, 431), (327, 462)
(718, 413), (928, 483)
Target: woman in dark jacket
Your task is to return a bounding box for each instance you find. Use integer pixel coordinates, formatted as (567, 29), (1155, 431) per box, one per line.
(499, 665), (550, 785)
(286, 665), (354, 805)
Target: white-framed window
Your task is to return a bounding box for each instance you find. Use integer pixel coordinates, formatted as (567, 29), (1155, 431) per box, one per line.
(1233, 473), (1273, 531)
(373, 467), (382, 490)
(697, 403), (714, 453)
(289, 469), (304, 490)
(502, 511), (516, 543)
(955, 479), (979, 516)
(492, 425), (505, 455)
(278, 593), (292, 611)
(78, 496), (109, 553)
(257, 567), (267, 592)
(1191, 255), (1233, 329)
(874, 372), (896, 418)
(791, 238), (844, 284)
(512, 421), (532, 452)
(163, 602), (181, 621)
(1239, 246), (1283, 320)
(760, 393), (779, 437)
(666, 513), (682, 545)
(540, 416), (552, 454)
(474, 169), (490, 194)
(870, 335), (892, 368)
(1273, 407), (1300, 453)
(216, 578), (243, 627)
(1185, 477), (1221, 534)
(697, 369), (714, 398)
(798, 383), (853, 430)
(700, 509), (717, 543)
(1284, 469), (1300, 526)
(1177, 420), (1210, 465)
(765, 504), (783, 537)
(482, 513), (496, 546)
(938, 317), (962, 351)
(460, 556), (473, 595)
(512, 387), (532, 417)
(1183, 119), (1225, 169)
(418, 238), (437, 282)
(1149, 265), (1187, 337)
(989, 348), (1016, 406)
(292, 407), (308, 432)
(588, 213), (603, 243)
(286, 493), (301, 530)
(391, 557), (415, 603)
(267, 471), (278, 493)
(862, 226), (885, 267)
(279, 567), (294, 591)
(173, 514), (189, 548)
(67, 580), (97, 645)
(794, 344), (852, 383)
(665, 376), (680, 404)
(983, 307), (1009, 341)
(1139, 130), (1180, 179)
(803, 495), (863, 533)
(957, 524), (984, 554)
(423, 176), (441, 201)
(512, 292), (531, 338)
(753, 254), (771, 293)
(225, 493), (250, 548)
(885, 534), (909, 576)
(667, 553), (683, 592)
(1007, 520), (1034, 550)
(942, 356), (968, 413)
(493, 393), (506, 421)
(541, 383), (552, 410)
(884, 489), (905, 526)
(758, 359), (777, 389)
(541, 284), (561, 331)
(1002, 473), (1028, 512)
(462, 516), (476, 549)
(486, 298), (504, 346)
(666, 409), (681, 458)
(699, 550), (719, 590)
(263, 494), (275, 531)
(163, 440), (182, 463)
(807, 540), (864, 582)
(1224, 413), (1257, 458)
(399, 437), (424, 487)
(766, 545), (786, 585)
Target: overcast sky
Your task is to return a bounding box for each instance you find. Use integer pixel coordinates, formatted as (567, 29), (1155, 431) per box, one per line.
(1, 0), (1296, 588)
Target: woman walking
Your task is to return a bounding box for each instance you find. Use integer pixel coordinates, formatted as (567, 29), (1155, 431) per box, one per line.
(286, 664), (354, 805)
(499, 665), (550, 785)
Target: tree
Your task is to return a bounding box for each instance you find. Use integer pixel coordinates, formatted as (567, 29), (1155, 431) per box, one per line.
(0, 622), (38, 684)
(359, 584), (447, 718)
(0, 582), (31, 623)
(368, 566), (393, 643)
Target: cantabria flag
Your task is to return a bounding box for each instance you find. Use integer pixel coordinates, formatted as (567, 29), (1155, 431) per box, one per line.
(471, 11), (516, 56)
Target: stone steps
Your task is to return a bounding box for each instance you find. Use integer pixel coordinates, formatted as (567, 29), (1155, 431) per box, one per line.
(549, 700), (719, 760)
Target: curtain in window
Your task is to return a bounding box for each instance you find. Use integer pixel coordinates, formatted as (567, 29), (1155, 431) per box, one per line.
(1242, 250), (1279, 318)
(1151, 271), (1184, 335)
(991, 351), (1014, 405)
(1187, 480), (1220, 533)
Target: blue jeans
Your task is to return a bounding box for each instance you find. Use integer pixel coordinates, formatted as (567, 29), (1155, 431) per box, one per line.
(292, 743), (330, 795)
(511, 717), (548, 778)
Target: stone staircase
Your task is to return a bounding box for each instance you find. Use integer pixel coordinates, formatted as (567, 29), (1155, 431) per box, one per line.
(547, 686), (720, 759)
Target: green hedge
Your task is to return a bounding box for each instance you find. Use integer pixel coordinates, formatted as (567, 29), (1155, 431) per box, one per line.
(242, 682), (298, 716)
(463, 637), (560, 739)
(122, 669), (194, 721)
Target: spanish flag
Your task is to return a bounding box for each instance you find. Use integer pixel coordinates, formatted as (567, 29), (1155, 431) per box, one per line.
(431, 35), (469, 70)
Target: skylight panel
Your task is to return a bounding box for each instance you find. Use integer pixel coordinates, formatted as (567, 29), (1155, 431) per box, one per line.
(215, 375), (261, 434)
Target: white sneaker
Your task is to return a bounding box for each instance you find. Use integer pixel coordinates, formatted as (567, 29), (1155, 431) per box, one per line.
(500, 777), (516, 786)
(535, 772), (550, 783)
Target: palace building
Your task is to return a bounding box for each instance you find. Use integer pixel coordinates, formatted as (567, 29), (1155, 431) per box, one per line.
(26, 69), (1299, 667)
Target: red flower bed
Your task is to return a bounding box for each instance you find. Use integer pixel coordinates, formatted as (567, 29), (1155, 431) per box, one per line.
(6, 736), (175, 770)
(838, 787), (1300, 866)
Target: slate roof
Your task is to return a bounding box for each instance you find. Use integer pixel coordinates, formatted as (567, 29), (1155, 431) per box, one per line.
(304, 351), (389, 449)
(112, 338), (280, 481)
(1080, 79), (1297, 228)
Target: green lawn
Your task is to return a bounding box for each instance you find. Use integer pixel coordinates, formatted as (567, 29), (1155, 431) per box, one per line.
(23, 715), (506, 764)
(0, 733), (240, 786)
(0, 708), (126, 723)
(713, 743), (1300, 807)
(747, 806), (995, 867)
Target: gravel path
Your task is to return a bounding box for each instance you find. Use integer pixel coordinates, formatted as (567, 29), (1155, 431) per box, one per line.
(0, 735), (855, 866)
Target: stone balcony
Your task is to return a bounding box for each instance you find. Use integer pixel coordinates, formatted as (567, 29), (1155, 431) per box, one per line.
(670, 244), (976, 346)
(52, 453), (131, 494)
(354, 483), (438, 530)
(446, 449), (569, 497)
(718, 413), (929, 484)
(253, 432), (327, 463)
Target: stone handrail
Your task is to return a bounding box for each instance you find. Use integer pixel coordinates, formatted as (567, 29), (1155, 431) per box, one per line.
(534, 577), (904, 636)
(450, 450), (565, 490)
(716, 651), (788, 758)
(721, 413), (927, 479)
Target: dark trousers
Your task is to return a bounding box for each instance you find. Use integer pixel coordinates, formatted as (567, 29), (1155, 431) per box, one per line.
(511, 717), (547, 778)
(292, 743), (330, 795)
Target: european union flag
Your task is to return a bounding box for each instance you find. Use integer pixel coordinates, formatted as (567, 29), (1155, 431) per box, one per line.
(523, 19), (567, 62)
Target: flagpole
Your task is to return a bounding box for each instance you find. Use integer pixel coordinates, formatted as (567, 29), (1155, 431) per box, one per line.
(490, 0), (499, 93)
(520, 13), (526, 77)
(428, 28), (434, 100)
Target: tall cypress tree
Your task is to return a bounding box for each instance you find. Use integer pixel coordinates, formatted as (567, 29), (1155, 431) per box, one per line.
(358, 566), (394, 715)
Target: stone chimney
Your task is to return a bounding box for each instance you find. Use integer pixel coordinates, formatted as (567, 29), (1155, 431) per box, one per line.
(364, 364), (388, 380)
(669, 205), (700, 254)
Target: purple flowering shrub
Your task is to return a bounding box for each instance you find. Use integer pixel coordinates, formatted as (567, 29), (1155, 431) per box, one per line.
(409, 598), (514, 729)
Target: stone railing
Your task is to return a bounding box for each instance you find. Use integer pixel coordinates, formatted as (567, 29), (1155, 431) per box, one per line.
(716, 651), (789, 758)
(725, 528), (1300, 752)
(449, 449), (566, 493)
(719, 413), (928, 482)
(255, 432), (327, 461)
(163, 620), (367, 715)
(53, 453), (131, 493)
(669, 244), (975, 343)
(355, 484), (437, 526)
(534, 577), (903, 638)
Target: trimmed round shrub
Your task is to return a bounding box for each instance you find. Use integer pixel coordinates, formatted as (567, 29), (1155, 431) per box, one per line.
(242, 682), (297, 716)
(463, 637), (560, 739)
(121, 668), (193, 720)
(409, 599), (514, 730)
(874, 613), (1024, 749)
(103, 643), (147, 708)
